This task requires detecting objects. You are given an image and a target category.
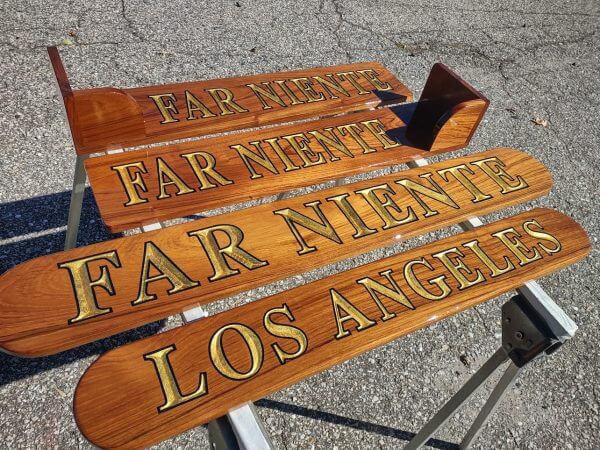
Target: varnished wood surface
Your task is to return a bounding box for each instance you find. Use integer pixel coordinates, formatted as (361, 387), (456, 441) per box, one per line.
(405, 63), (488, 152)
(88, 107), (439, 232)
(0, 149), (552, 357)
(61, 59), (412, 154)
(73, 208), (591, 449)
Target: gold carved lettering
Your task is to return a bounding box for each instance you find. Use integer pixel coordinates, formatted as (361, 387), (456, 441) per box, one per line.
(184, 90), (216, 120)
(437, 164), (493, 203)
(156, 158), (195, 200)
(148, 93), (180, 124)
(273, 201), (342, 255)
(181, 151), (234, 189)
(246, 82), (287, 110)
(357, 269), (414, 321)
(209, 324), (263, 380)
(330, 288), (376, 339)
(206, 88), (249, 115)
(326, 193), (377, 238)
(432, 247), (485, 290)
(470, 157), (528, 194)
(355, 184), (416, 230)
(143, 345), (208, 412)
(396, 174), (459, 217)
(111, 162), (149, 206)
(403, 257), (451, 300)
(59, 251), (121, 324)
(492, 227), (542, 266)
(132, 242), (199, 306)
(263, 304), (308, 365)
(231, 142), (279, 179)
(188, 225), (268, 281)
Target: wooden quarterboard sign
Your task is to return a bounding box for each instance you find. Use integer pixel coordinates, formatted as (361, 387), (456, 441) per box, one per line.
(86, 106), (475, 232)
(62, 61), (412, 154)
(87, 108), (404, 232)
(0, 149), (551, 357)
(74, 208), (590, 449)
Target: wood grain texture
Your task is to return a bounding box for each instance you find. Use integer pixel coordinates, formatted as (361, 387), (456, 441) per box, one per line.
(0, 149), (551, 357)
(87, 107), (429, 232)
(429, 99), (488, 151)
(73, 208), (591, 449)
(65, 61), (412, 154)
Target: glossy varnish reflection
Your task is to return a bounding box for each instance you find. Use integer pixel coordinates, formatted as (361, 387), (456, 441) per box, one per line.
(83, 63), (489, 233)
(0, 149), (551, 357)
(73, 208), (591, 449)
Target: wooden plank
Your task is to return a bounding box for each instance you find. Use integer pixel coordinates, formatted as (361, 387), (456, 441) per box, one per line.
(67, 62), (412, 154)
(73, 208), (591, 449)
(0, 149), (551, 357)
(88, 107), (440, 232)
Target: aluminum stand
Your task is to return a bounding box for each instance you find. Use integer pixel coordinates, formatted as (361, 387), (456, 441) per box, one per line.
(403, 157), (576, 449)
(405, 293), (567, 450)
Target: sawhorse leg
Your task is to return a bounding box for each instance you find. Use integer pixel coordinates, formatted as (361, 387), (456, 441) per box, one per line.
(404, 157), (576, 449)
(405, 293), (557, 449)
(64, 154), (88, 250)
(460, 362), (521, 448)
(404, 349), (522, 449)
(404, 348), (509, 450)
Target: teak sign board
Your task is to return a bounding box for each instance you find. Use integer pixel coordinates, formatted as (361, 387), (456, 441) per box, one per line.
(86, 107), (402, 232)
(74, 208), (591, 449)
(0, 149), (551, 357)
(88, 108), (413, 232)
(49, 55), (413, 154)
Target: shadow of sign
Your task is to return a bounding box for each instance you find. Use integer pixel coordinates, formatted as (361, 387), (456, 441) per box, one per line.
(0, 188), (117, 272)
(0, 319), (166, 387)
(256, 399), (458, 449)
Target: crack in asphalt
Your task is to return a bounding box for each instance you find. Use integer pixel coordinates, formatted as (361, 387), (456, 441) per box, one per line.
(120, 0), (146, 42)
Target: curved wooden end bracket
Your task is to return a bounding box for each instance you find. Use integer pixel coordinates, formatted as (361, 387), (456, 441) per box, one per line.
(72, 88), (146, 154)
(47, 46), (146, 155)
(406, 63), (489, 152)
(47, 46), (79, 150)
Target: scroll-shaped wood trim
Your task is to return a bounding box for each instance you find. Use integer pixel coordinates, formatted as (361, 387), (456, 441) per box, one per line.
(47, 47), (412, 154)
(0, 149), (551, 357)
(87, 107), (420, 233)
(73, 208), (591, 449)
(429, 99), (488, 151)
(405, 63), (489, 151)
(47, 46), (80, 146)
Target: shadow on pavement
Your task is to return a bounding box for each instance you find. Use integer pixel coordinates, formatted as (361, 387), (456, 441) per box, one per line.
(256, 398), (458, 449)
(0, 187), (118, 272)
(0, 188), (165, 386)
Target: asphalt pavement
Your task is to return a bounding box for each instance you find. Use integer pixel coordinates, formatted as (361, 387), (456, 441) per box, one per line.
(0, 0), (598, 449)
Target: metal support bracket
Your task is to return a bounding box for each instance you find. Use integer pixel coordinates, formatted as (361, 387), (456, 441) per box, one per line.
(64, 154), (88, 250)
(405, 294), (564, 449)
(404, 157), (577, 449)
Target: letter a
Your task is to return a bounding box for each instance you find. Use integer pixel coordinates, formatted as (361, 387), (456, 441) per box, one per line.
(330, 288), (376, 339)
